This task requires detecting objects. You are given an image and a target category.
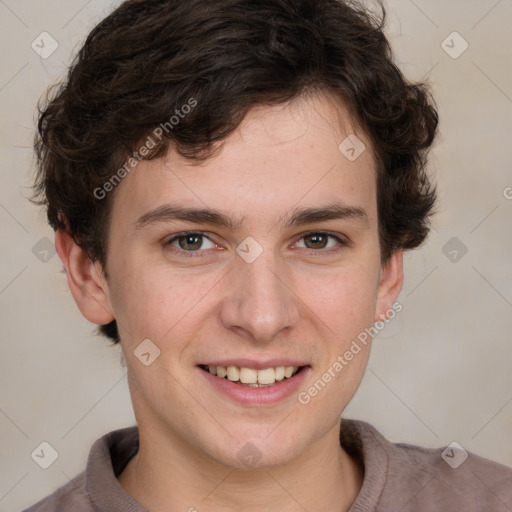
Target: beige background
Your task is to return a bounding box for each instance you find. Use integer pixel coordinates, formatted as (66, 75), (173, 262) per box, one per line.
(1, 0), (511, 510)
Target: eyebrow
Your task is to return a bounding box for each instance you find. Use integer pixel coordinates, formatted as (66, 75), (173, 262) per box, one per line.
(134, 201), (369, 231)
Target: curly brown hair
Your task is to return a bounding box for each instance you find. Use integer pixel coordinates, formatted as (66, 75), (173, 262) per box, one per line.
(32, 0), (439, 344)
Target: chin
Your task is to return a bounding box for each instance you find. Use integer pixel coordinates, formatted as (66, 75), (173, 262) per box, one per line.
(203, 427), (306, 470)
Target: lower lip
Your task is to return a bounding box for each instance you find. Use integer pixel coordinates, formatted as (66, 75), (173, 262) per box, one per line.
(197, 366), (311, 406)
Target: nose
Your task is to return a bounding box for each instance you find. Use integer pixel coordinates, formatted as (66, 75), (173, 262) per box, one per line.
(219, 249), (301, 344)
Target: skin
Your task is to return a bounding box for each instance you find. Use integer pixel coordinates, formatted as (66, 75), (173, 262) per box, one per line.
(56, 90), (403, 512)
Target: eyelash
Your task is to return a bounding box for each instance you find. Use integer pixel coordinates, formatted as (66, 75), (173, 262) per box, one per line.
(165, 230), (349, 258)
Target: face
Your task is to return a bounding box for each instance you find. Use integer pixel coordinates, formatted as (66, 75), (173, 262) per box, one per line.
(75, 91), (402, 468)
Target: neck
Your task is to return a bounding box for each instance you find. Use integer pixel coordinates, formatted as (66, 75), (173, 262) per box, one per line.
(118, 419), (363, 512)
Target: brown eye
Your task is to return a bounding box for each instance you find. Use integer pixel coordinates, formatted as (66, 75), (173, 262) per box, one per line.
(167, 232), (216, 253)
(303, 233), (329, 249)
(177, 234), (203, 250)
(296, 232), (344, 251)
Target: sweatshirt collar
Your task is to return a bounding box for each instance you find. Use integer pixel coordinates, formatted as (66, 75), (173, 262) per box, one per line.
(85, 419), (388, 512)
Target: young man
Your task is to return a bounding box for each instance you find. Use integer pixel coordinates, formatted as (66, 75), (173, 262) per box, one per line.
(26, 0), (512, 510)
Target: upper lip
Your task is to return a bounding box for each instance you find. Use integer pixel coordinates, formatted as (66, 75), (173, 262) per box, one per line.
(199, 359), (309, 370)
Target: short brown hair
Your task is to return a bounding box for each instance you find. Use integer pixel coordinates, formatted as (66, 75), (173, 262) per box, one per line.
(32, 0), (439, 343)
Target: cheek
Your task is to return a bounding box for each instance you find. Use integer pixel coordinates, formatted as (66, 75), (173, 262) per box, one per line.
(293, 262), (379, 342)
(295, 267), (377, 416)
(109, 259), (219, 347)
(109, 241), (380, 352)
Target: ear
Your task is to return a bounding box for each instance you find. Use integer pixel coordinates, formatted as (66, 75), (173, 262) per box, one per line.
(374, 249), (404, 323)
(55, 228), (115, 325)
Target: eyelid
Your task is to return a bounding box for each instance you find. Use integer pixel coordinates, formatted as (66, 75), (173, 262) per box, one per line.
(298, 229), (349, 244)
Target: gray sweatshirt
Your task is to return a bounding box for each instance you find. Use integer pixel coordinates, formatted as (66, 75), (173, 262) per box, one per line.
(22, 419), (512, 511)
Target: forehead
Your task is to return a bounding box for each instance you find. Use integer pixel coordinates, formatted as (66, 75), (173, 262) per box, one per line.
(110, 91), (377, 231)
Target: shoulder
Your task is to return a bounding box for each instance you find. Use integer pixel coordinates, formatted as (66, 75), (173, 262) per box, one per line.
(344, 419), (512, 512)
(387, 437), (512, 511)
(21, 426), (140, 512)
(21, 472), (92, 512)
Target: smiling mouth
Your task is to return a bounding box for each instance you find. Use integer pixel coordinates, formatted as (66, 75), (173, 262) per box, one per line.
(199, 364), (305, 387)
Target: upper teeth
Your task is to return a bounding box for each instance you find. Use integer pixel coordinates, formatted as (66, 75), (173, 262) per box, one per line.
(207, 365), (299, 385)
